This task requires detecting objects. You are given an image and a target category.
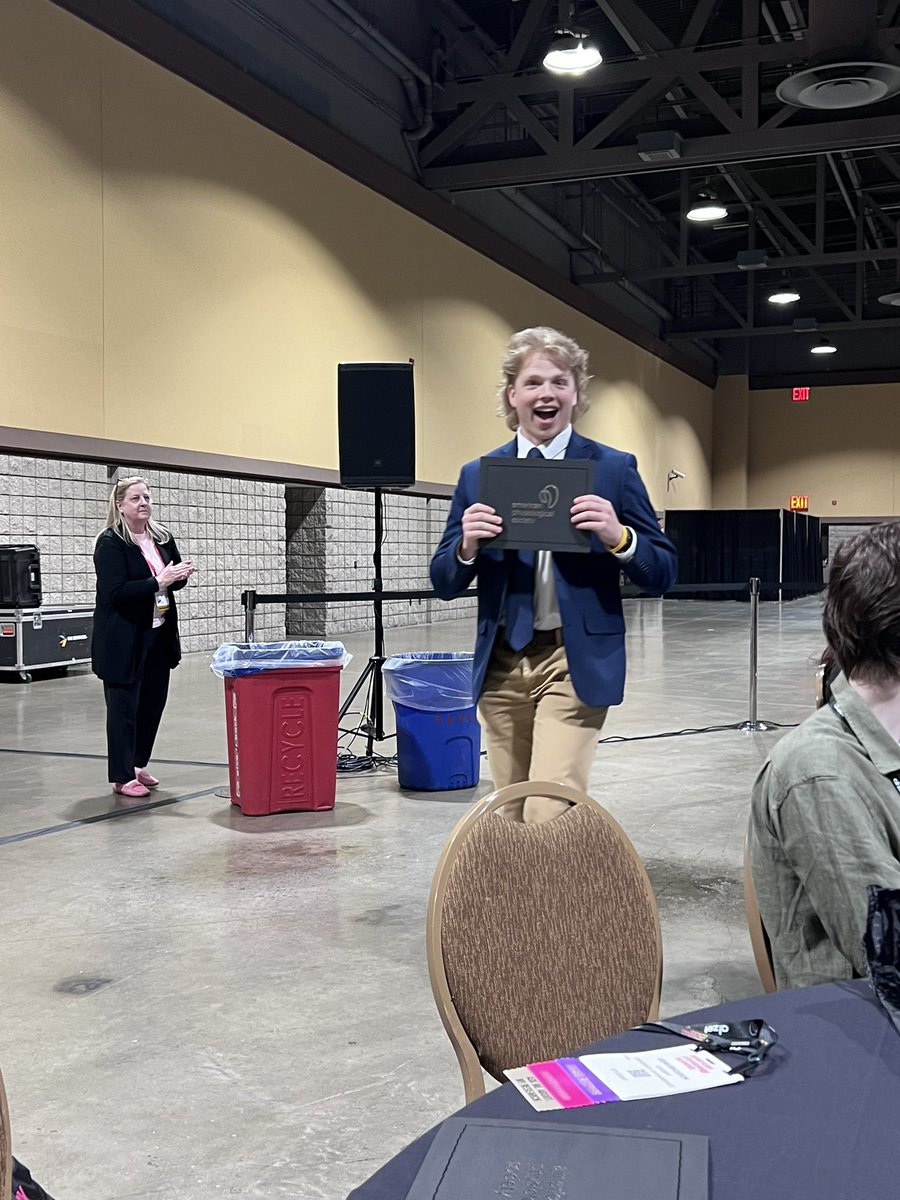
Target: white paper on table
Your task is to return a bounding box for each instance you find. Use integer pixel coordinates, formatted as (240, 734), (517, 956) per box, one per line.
(505, 1044), (743, 1112)
(578, 1045), (743, 1101)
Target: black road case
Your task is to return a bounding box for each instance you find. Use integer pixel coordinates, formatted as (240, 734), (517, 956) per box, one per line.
(0, 545), (42, 606)
(0, 606), (93, 682)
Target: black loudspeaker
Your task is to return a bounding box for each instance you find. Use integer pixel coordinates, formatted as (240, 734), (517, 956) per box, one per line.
(338, 362), (416, 487)
(0, 545), (43, 607)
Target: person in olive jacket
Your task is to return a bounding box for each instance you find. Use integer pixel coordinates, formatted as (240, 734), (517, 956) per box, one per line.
(92, 476), (194, 797)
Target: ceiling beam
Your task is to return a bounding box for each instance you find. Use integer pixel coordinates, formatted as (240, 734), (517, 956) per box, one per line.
(575, 246), (900, 283)
(433, 22), (900, 111)
(669, 318), (900, 339)
(418, 98), (497, 167)
(503, 0), (554, 72)
(594, 0), (742, 132)
(724, 164), (856, 321)
(681, 0), (724, 48)
(423, 113), (900, 190)
(574, 74), (677, 152)
(432, 39), (804, 110)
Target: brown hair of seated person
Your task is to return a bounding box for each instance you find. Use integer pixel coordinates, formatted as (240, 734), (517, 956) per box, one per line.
(822, 522), (900, 686)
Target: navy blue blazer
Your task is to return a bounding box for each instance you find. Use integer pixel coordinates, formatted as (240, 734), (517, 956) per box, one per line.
(430, 431), (677, 707)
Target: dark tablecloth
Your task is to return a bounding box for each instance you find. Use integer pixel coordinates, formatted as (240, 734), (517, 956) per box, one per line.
(348, 980), (900, 1200)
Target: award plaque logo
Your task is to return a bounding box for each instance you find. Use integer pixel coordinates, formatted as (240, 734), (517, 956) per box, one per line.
(538, 483), (559, 510)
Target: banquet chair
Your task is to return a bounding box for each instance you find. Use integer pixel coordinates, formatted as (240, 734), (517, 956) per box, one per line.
(1, 1064), (11, 1200)
(743, 835), (777, 994)
(426, 781), (663, 1103)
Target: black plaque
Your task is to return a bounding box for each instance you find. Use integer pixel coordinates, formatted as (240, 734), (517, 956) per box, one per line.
(480, 457), (593, 553)
(405, 1117), (709, 1200)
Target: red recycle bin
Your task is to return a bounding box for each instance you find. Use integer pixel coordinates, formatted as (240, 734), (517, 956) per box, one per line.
(213, 642), (348, 815)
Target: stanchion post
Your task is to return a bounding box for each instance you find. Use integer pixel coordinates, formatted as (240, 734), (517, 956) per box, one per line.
(748, 576), (759, 724)
(739, 576), (778, 732)
(244, 588), (256, 643)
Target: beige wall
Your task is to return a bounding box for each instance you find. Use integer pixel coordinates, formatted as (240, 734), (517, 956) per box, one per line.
(0, 0), (712, 510)
(711, 375), (749, 508)
(711, 380), (900, 517)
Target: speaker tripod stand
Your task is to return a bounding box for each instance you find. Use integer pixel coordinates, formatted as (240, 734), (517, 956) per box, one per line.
(338, 487), (394, 762)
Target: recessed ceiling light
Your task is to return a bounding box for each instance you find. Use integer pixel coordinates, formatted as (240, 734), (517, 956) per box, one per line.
(810, 337), (837, 355)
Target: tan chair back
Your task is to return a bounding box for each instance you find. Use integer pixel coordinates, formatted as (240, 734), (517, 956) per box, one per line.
(427, 781), (663, 1103)
(744, 834), (777, 993)
(1, 1065), (11, 1200)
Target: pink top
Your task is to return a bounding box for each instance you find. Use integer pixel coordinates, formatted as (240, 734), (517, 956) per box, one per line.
(136, 534), (167, 628)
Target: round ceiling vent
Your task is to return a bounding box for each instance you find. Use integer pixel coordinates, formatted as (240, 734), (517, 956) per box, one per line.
(877, 290), (900, 307)
(776, 62), (900, 109)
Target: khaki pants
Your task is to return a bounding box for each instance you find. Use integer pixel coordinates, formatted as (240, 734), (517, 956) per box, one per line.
(477, 633), (608, 823)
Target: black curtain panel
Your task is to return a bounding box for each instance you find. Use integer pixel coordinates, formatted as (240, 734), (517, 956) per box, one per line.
(665, 510), (782, 601)
(781, 512), (823, 599)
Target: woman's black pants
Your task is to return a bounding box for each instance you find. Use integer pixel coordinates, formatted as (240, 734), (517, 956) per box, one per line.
(103, 626), (171, 784)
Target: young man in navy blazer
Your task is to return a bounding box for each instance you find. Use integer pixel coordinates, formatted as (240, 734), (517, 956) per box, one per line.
(431, 326), (676, 821)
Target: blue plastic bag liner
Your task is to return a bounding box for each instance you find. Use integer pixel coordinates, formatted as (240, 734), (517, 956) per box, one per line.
(382, 652), (475, 711)
(211, 640), (350, 677)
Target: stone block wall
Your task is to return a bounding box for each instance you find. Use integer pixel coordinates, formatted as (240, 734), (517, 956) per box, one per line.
(284, 486), (477, 637)
(0, 456), (285, 653)
(0, 456), (474, 652)
(0, 455), (108, 608)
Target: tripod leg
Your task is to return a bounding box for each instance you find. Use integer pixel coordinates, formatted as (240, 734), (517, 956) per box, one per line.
(339, 657), (376, 723)
(367, 657), (386, 756)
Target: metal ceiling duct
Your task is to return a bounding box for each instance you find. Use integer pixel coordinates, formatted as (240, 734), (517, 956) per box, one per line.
(776, 0), (900, 109)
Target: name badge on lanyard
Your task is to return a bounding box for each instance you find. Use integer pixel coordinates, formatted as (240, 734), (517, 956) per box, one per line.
(155, 591), (170, 613)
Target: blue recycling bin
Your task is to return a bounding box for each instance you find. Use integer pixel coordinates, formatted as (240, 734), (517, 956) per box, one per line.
(383, 653), (481, 791)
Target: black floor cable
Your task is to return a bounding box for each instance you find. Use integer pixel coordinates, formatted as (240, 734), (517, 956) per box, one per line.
(0, 746), (228, 767)
(0, 785), (221, 847)
(599, 720), (798, 744)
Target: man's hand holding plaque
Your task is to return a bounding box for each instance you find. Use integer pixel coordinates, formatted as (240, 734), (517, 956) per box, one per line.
(459, 502), (503, 562)
(570, 493), (624, 549)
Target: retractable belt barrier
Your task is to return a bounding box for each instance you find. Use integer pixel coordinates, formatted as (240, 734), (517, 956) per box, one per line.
(239, 578), (825, 734)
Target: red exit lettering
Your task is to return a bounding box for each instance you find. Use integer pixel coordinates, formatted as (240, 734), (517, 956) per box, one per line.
(792, 386), (810, 403)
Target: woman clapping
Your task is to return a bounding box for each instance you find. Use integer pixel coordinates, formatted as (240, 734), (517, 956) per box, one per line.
(92, 476), (194, 798)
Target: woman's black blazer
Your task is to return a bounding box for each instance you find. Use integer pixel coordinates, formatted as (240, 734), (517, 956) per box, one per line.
(91, 529), (187, 686)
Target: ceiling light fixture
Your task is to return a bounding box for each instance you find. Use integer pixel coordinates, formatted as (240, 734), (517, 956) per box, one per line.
(685, 182), (727, 223)
(543, 2), (602, 76)
(768, 277), (801, 305)
(810, 336), (837, 355)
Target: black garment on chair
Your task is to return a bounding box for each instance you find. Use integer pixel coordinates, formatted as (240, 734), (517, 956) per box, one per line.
(12, 1158), (54, 1200)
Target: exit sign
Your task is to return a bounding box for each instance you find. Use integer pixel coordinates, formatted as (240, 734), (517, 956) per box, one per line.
(790, 495), (809, 511)
(792, 386), (810, 402)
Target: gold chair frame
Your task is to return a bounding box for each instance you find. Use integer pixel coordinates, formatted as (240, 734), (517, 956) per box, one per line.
(0, 1066), (11, 1200)
(743, 834), (777, 994)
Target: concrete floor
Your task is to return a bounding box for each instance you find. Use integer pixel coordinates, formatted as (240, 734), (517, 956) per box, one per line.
(0, 597), (825, 1199)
